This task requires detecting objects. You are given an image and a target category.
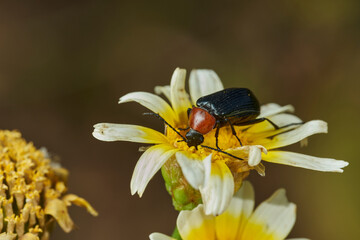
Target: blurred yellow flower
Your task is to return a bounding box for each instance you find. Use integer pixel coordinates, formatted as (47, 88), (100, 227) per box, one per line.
(150, 182), (308, 240)
(0, 130), (97, 240)
(93, 68), (348, 215)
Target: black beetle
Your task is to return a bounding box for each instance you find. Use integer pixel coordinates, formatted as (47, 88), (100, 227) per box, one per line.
(145, 88), (301, 160)
(184, 88), (280, 148)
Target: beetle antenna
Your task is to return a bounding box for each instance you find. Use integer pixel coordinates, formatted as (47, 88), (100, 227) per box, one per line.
(279, 122), (304, 128)
(143, 112), (187, 142)
(200, 145), (244, 161)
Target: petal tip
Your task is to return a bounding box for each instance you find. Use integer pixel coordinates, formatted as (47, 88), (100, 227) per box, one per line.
(118, 96), (127, 104)
(275, 188), (287, 197)
(118, 94), (128, 104)
(315, 120), (328, 133)
(130, 186), (137, 196)
(91, 123), (114, 142)
(287, 104), (295, 112)
(92, 131), (100, 140)
(92, 129), (104, 141)
(154, 86), (162, 95)
(174, 67), (186, 72)
(335, 160), (349, 172)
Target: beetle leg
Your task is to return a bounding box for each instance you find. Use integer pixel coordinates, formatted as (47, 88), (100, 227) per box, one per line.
(215, 126), (221, 149)
(234, 118), (303, 131)
(143, 112), (187, 142)
(277, 122), (304, 128)
(228, 120), (243, 146)
(233, 118), (279, 129)
(201, 145), (243, 161)
(262, 118), (280, 129)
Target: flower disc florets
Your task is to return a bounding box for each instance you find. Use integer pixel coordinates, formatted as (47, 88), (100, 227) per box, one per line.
(0, 130), (97, 240)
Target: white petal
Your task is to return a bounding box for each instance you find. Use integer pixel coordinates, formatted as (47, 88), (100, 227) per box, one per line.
(269, 113), (302, 127)
(215, 181), (255, 239)
(262, 151), (349, 172)
(93, 123), (168, 144)
(259, 103), (295, 118)
(189, 69), (224, 104)
(131, 144), (178, 197)
(177, 204), (216, 239)
(200, 160), (234, 216)
(149, 233), (174, 240)
(260, 120), (328, 149)
(119, 91), (177, 125)
(170, 68), (192, 124)
(176, 152), (212, 190)
(242, 189), (296, 239)
(248, 146), (266, 167)
(154, 85), (171, 102)
(233, 181), (255, 218)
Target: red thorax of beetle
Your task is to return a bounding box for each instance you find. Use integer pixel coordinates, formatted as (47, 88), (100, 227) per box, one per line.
(188, 107), (216, 135)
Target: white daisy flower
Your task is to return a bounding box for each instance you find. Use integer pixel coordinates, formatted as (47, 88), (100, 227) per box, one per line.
(93, 68), (348, 215)
(150, 181), (308, 240)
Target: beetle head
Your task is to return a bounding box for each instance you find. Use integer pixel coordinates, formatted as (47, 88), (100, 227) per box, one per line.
(185, 128), (204, 147)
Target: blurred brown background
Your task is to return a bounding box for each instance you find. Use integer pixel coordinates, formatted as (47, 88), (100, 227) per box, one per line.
(0, 1), (359, 239)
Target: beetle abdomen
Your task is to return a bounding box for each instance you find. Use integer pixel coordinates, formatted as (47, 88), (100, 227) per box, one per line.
(196, 88), (260, 118)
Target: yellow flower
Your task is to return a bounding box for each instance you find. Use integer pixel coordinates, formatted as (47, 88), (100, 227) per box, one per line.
(150, 181), (308, 240)
(93, 68), (348, 215)
(0, 130), (98, 240)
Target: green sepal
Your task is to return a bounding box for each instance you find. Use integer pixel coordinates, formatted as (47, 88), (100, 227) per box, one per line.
(171, 227), (182, 240)
(161, 156), (202, 211)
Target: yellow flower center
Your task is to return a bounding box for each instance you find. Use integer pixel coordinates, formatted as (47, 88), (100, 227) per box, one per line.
(166, 125), (250, 161)
(0, 130), (97, 238)
(166, 125), (252, 191)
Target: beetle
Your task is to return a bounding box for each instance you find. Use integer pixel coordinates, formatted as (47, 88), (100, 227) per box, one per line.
(145, 88), (302, 160)
(184, 88), (280, 148)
